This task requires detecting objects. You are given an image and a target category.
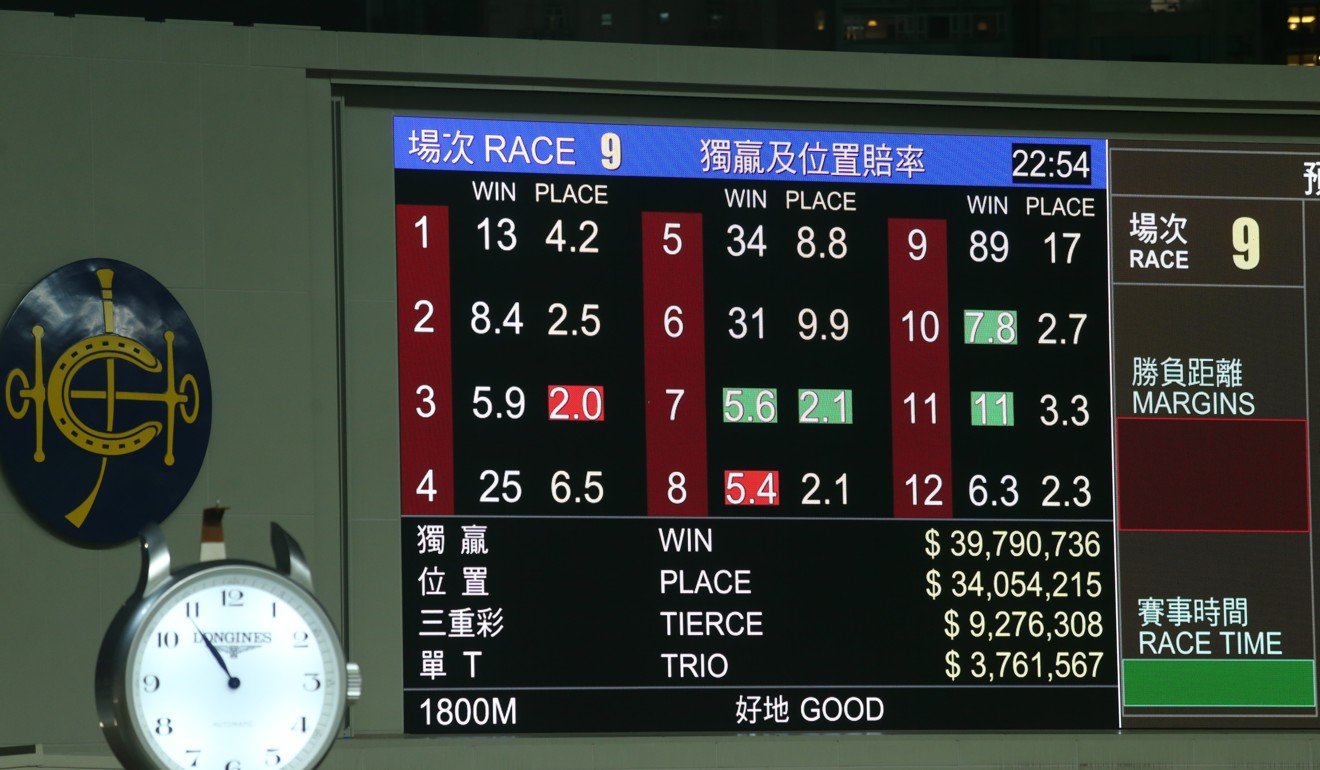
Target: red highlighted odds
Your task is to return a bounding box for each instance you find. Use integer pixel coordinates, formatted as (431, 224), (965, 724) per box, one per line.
(724, 470), (780, 506)
(548, 385), (605, 422)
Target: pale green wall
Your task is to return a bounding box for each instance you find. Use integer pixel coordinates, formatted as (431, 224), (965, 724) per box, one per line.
(3, 10), (1320, 769)
(0, 11), (343, 757)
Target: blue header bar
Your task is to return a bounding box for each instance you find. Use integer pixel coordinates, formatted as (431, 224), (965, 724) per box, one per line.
(394, 116), (1106, 189)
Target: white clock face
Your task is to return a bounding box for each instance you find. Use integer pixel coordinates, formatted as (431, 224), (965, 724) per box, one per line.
(126, 566), (343, 770)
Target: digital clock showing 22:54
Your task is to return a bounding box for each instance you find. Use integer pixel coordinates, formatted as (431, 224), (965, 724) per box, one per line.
(1011, 143), (1092, 185)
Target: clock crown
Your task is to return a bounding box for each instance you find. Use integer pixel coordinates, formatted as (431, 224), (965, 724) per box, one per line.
(346, 662), (363, 703)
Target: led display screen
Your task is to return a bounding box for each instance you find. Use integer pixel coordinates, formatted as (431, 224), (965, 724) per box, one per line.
(393, 116), (1320, 732)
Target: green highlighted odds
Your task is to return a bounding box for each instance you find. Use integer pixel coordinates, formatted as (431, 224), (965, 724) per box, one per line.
(964, 309), (1018, 345)
(971, 391), (1014, 426)
(1123, 658), (1316, 708)
(799, 388), (852, 425)
(722, 387), (778, 424)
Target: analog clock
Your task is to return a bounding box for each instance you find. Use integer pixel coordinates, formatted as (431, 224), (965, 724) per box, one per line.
(97, 524), (360, 770)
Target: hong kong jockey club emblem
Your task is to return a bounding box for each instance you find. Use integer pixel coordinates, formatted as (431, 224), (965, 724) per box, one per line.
(0, 260), (211, 545)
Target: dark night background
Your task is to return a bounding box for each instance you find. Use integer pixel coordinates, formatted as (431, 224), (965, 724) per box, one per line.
(1, 1), (1317, 66)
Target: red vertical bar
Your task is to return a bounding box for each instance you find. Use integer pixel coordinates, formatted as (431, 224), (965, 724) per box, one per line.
(397, 204), (454, 516)
(889, 219), (952, 518)
(642, 212), (708, 516)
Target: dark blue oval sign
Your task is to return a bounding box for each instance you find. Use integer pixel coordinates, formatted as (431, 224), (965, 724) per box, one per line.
(0, 260), (211, 545)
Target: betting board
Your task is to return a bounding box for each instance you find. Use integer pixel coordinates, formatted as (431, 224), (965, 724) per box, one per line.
(392, 116), (1320, 732)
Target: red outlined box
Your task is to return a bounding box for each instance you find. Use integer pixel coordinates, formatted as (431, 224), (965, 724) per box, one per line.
(1116, 417), (1310, 533)
(547, 385), (606, 422)
(722, 470), (780, 507)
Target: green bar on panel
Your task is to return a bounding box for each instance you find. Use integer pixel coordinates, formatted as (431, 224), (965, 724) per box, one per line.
(1123, 658), (1316, 707)
(970, 391), (1014, 426)
(797, 388), (853, 425)
(721, 387), (778, 424)
(963, 309), (1018, 345)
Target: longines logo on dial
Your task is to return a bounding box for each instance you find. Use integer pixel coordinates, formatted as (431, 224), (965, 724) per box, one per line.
(0, 260), (211, 545)
(194, 631), (273, 659)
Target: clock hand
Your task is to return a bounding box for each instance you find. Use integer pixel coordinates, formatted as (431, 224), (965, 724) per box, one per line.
(189, 619), (241, 690)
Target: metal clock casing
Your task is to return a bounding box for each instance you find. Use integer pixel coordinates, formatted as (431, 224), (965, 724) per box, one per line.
(96, 524), (360, 770)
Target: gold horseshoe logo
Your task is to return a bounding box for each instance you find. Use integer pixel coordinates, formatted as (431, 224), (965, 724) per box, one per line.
(3, 268), (202, 528)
